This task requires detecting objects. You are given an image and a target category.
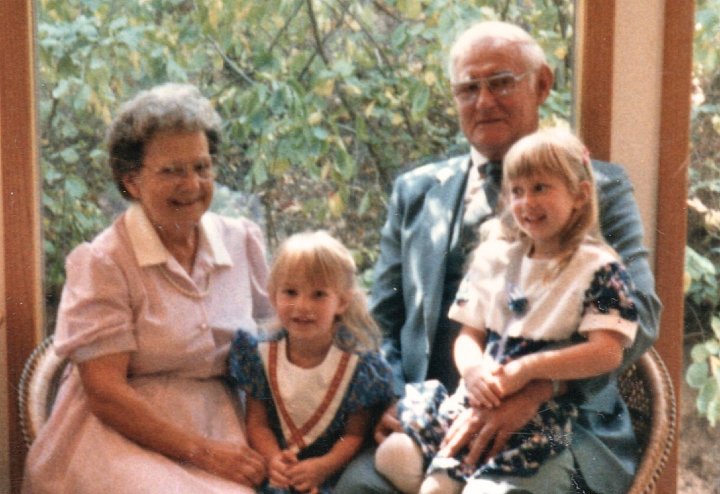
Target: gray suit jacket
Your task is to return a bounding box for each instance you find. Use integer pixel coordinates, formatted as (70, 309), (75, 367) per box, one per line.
(370, 153), (662, 494)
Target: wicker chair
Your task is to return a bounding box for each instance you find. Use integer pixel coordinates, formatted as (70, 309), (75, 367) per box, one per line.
(619, 347), (677, 494)
(18, 335), (70, 448)
(17, 338), (676, 493)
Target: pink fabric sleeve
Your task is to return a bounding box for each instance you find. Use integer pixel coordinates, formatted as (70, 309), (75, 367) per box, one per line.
(54, 242), (137, 362)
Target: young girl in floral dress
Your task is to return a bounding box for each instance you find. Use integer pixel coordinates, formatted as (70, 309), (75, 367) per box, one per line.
(229, 231), (394, 493)
(376, 128), (639, 494)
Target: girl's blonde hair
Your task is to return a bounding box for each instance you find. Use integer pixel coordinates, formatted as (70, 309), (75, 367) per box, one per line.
(500, 128), (617, 276)
(266, 230), (381, 352)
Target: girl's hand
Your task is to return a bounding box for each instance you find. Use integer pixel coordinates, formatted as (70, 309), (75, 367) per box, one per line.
(464, 362), (502, 408)
(267, 449), (297, 488)
(287, 457), (330, 493)
(190, 439), (267, 487)
(492, 360), (529, 398)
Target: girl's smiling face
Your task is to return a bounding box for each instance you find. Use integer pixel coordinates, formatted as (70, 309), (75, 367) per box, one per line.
(508, 172), (589, 258)
(273, 271), (349, 346)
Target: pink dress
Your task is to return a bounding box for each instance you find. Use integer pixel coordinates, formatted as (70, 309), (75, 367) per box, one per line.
(23, 204), (274, 494)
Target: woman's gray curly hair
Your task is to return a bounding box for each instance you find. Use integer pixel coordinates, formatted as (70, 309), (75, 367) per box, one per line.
(106, 83), (222, 199)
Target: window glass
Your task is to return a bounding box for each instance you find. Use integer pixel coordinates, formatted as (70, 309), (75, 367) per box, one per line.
(38, 0), (574, 327)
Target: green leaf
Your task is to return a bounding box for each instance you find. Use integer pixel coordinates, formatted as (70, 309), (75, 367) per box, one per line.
(390, 24), (409, 49)
(60, 148), (80, 164)
(708, 398), (720, 427)
(398, 0), (422, 20)
(332, 60), (354, 78)
(691, 342), (711, 362)
(707, 339), (720, 355)
(697, 379), (718, 414)
(411, 84), (430, 118)
(312, 127), (329, 141)
(64, 176), (88, 199)
(686, 246), (716, 277)
(333, 150), (356, 181)
(712, 317), (720, 339)
(687, 361), (710, 388)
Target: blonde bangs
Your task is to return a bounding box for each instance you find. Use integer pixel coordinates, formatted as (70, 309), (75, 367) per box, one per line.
(269, 236), (353, 295)
(504, 133), (584, 192)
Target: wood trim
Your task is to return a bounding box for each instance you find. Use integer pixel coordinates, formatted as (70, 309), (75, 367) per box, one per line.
(577, 1), (691, 491)
(0, 0), (43, 490)
(654, 2), (694, 492)
(575, 0), (615, 160)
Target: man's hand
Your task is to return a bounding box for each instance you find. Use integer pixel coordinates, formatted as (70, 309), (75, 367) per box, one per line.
(374, 402), (402, 444)
(440, 380), (551, 465)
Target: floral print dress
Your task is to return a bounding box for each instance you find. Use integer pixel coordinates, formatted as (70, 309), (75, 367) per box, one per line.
(396, 238), (639, 482)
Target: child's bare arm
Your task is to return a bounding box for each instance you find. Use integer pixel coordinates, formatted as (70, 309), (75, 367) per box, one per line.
(454, 325), (502, 408)
(287, 409), (371, 492)
(497, 329), (626, 398)
(246, 396), (290, 488)
(246, 396), (280, 459)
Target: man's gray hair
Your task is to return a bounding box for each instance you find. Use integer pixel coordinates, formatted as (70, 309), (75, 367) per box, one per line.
(448, 21), (548, 83)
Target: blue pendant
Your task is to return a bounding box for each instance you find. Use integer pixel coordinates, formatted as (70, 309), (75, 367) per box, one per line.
(507, 283), (528, 317)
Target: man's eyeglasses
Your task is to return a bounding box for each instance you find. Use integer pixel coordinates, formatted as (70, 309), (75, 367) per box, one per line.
(451, 72), (529, 104)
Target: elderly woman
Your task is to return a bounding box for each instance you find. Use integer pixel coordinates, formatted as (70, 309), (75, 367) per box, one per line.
(23, 83), (273, 493)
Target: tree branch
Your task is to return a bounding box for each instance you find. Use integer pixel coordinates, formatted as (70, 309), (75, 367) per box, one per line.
(306, 0), (331, 65)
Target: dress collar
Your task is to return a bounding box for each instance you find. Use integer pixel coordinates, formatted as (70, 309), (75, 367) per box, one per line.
(124, 203), (233, 268)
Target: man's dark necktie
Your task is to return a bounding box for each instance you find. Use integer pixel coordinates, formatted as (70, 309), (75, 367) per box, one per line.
(461, 160), (502, 257)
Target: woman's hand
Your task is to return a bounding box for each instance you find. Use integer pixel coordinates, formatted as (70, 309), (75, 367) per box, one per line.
(374, 402), (402, 444)
(191, 439), (266, 487)
(440, 380), (552, 465)
(78, 353), (266, 486)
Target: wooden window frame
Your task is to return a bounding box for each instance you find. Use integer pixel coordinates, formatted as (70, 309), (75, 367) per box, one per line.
(0, 1), (692, 492)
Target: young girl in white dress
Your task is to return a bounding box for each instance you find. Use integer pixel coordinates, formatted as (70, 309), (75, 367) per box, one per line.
(228, 231), (394, 493)
(375, 128), (639, 494)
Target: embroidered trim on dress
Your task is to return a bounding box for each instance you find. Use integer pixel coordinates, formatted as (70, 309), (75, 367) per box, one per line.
(268, 341), (351, 450)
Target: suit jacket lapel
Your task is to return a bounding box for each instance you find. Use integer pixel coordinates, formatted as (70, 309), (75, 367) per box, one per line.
(416, 156), (470, 351)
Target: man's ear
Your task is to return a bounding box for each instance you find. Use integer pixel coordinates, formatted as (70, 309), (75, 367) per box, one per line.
(535, 64), (554, 104)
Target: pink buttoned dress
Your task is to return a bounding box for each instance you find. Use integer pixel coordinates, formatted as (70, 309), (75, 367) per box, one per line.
(23, 204), (274, 494)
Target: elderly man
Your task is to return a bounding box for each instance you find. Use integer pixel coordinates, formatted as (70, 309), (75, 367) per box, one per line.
(336, 21), (661, 494)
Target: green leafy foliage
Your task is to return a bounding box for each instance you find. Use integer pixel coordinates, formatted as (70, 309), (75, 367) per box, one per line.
(687, 317), (720, 426)
(684, 0), (720, 425)
(38, 0), (574, 312)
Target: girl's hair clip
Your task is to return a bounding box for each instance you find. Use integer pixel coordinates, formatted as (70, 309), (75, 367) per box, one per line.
(582, 146), (591, 167)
